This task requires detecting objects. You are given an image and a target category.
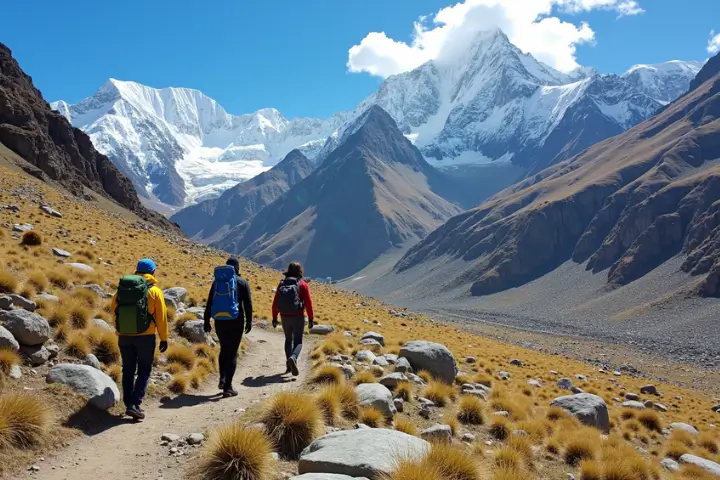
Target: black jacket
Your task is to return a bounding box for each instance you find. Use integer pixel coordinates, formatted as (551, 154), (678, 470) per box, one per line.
(204, 275), (253, 327)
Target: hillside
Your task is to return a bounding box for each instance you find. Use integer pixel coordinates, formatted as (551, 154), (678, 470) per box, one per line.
(0, 43), (172, 230)
(213, 106), (462, 279)
(170, 149), (315, 242)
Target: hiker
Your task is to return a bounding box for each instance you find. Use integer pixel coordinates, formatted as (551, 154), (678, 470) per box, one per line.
(203, 257), (253, 398)
(272, 261), (314, 376)
(112, 258), (168, 420)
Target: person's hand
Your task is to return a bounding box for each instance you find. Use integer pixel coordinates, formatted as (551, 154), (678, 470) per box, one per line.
(203, 321), (211, 333)
(272, 318), (278, 329)
(308, 318), (314, 330)
(245, 322), (252, 334)
(159, 341), (168, 353)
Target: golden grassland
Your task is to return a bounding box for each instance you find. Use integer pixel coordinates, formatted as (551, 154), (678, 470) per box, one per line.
(1, 164), (719, 479)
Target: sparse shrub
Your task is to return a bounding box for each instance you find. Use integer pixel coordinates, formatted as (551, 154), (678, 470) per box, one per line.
(457, 395), (484, 425)
(193, 424), (273, 480)
(698, 432), (719, 454)
(320, 334), (348, 356)
(578, 459), (602, 480)
(424, 443), (486, 480)
(314, 387), (341, 425)
(669, 428), (695, 447)
(546, 437), (561, 455)
(385, 460), (442, 480)
(354, 370), (376, 385)
(310, 365), (344, 385)
(507, 434), (533, 465)
(71, 288), (99, 309)
(546, 406), (570, 422)
(665, 440), (691, 460)
(190, 368), (206, 389)
(0, 394), (51, 449)
(493, 446), (523, 470)
(20, 230), (42, 246)
(564, 431), (599, 466)
(166, 344), (195, 370)
(0, 348), (21, 375)
(166, 306), (176, 323)
(53, 323), (69, 342)
(636, 410), (663, 432)
(65, 331), (91, 358)
(196, 358), (216, 374)
(194, 344), (214, 359)
(0, 271), (18, 294)
(489, 416), (510, 440)
(47, 268), (71, 289)
(322, 383), (358, 419)
(492, 467), (526, 480)
(92, 329), (120, 364)
(424, 380), (456, 407)
(395, 382), (413, 402)
(393, 416), (418, 436)
(358, 406), (385, 428)
(260, 392), (324, 459)
(168, 374), (189, 394)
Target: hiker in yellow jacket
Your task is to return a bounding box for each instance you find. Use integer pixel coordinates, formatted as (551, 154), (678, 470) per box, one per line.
(111, 258), (168, 420)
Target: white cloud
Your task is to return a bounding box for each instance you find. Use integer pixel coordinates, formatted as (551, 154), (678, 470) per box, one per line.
(347, 0), (644, 78)
(708, 30), (720, 54)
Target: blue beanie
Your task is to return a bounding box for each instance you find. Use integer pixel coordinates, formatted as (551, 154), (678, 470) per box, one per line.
(136, 258), (156, 274)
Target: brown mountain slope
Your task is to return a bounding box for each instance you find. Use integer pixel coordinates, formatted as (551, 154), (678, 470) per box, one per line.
(214, 106), (461, 279)
(0, 43), (172, 229)
(397, 53), (720, 298)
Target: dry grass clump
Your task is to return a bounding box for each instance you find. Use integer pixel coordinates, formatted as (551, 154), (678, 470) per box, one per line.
(71, 288), (99, 309)
(90, 329), (121, 364)
(20, 230), (42, 246)
(417, 370), (433, 383)
(636, 410), (663, 432)
(0, 271), (18, 294)
(665, 440), (691, 460)
(322, 383), (358, 419)
(358, 406), (385, 428)
(192, 423), (273, 480)
(489, 389), (529, 420)
(47, 268), (71, 289)
(105, 364), (122, 383)
(0, 348), (21, 375)
(584, 441), (661, 480)
(457, 395), (484, 425)
(166, 343), (195, 370)
(194, 344), (215, 360)
(546, 406), (571, 422)
(489, 416), (511, 440)
(669, 428), (696, 448)
(314, 387), (341, 425)
(309, 365), (345, 385)
(393, 415), (418, 436)
(507, 434), (534, 465)
(423, 380), (457, 407)
(65, 331), (91, 358)
(423, 443), (486, 480)
(26, 270), (48, 292)
(0, 394), (51, 449)
(563, 427), (601, 466)
(354, 370), (377, 385)
(493, 446), (523, 471)
(320, 333), (349, 356)
(260, 392), (323, 459)
(168, 373), (190, 395)
(681, 464), (718, 479)
(698, 432), (719, 454)
(66, 298), (92, 329)
(196, 358), (216, 374)
(395, 381), (413, 402)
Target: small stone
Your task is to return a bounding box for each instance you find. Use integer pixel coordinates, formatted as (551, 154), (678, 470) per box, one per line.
(625, 393), (640, 401)
(644, 400), (655, 409)
(9, 364), (22, 379)
(52, 248), (71, 258)
(661, 458), (680, 472)
(499, 371), (510, 380)
(575, 374), (587, 381)
(419, 406), (432, 419)
(40, 205), (63, 218)
(420, 424), (452, 443)
(712, 405), (720, 413)
(527, 379), (542, 388)
(654, 403), (669, 412)
(169, 447), (178, 455)
(161, 433), (180, 442)
(186, 433), (204, 445)
(465, 356), (477, 364)
(13, 224), (34, 233)
(557, 378), (573, 390)
(461, 433), (476, 443)
(394, 398), (404, 413)
(361, 331), (385, 346)
(613, 371), (622, 376)
(9, 294), (36, 312)
(571, 387), (585, 394)
(29, 465), (40, 472)
(84, 354), (101, 370)
(509, 359), (523, 366)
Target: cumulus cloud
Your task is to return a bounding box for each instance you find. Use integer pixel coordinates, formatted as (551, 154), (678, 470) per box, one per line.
(708, 30), (720, 54)
(347, 0), (644, 77)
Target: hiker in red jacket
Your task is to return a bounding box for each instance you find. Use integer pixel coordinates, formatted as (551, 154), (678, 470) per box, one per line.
(272, 261), (314, 376)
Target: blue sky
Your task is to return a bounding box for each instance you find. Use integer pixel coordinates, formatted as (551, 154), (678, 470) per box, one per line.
(3, 0), (718, 119)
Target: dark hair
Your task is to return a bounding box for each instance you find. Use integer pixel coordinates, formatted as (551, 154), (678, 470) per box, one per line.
(226, 257), (240, 275)
(285, 261), (304, 278)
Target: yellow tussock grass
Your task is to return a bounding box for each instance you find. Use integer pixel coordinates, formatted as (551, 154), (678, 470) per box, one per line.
(193, 423), (273, 480)
(260, 392), (324, 459)
(393, 416), (418, 436)
(166, 343), (195, 370)
(310, 365), (345, 385)
(423, 380), (456, 407)
(0, 393), (51, 449)
(457, 395), (484, 425)
(358, 406), (385, 428)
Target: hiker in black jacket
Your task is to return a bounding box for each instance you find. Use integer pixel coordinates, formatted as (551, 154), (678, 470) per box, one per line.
(203, 257), (252, 397)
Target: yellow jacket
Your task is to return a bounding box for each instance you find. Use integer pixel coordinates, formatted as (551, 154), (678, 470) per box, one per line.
(111, 274), (168, 341)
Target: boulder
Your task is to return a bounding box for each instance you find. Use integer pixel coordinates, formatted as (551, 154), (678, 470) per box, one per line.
(361, 332), (385, 346)
(84, 354), (101, 370)
(355, 350), (376, 363)
(625, 393), (640, 401)
(298, 429), (429, 478)
(20, 345), (51, 366)
(550, 394), (610, 433)
(0, 309), (51, 346)
(181, 320), (211, 343)
(92, 318), (114, 332)
(0, 325), (20, 351)
(68, 263), (93, 272)
(384, 354), (397, 364)
(678, 454), (720, 477)
(355, 383), (396, 419)
(359, 338), (382, 349)
(47, 364), (120, 410)
(9, 294), (37, 312)
(378, 373), (408, 389)
(466, 356), (477, 364)
(557, 378), (573, 390)
(163, 287), (187, 305)
(669, 423), (699, 436)
(40, 205), (63, 218)
(35, 293), (59, 303)
(291, 475), (370, 480)
(394, 357), (413, 374)
(51, 248), (71, 258)
(0, 295), (14, 310)
(622, 400), (646, 410)
(310, 325), (334, 335)
(644, 400), (655, 409)
(372, 356), (389, 367)
(640, 385), (658, 396)
(399, 341), (458, 384)
(420, 424), (452, 443)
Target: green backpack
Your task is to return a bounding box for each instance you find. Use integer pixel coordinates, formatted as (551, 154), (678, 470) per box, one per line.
(115, 275), (153, 335)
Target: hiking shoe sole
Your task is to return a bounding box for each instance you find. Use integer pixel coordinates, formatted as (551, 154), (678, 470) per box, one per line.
(222, 389), (239, 398)
(290, 358), (299, 377)
(126, 408), (145, 421)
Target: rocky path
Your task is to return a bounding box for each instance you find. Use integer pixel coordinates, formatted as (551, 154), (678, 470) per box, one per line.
(14, 328), (310, 480)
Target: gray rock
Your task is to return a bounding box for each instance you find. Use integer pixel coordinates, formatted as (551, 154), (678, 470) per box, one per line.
(0, 295), (14, 310)
(420, 424), (452, 443)
(466, 356), (477, 364)
(644, 400), (655, 409)
(9, 364), (22, 379)
(298, 429), (429, 478)
(181, 320), (211, 343)
(378, 372), (408, 389)
(13, 224), (34, 233)
(640, 385), (658, 396)
(161, 433), (180, 442)
(461, 383), (489, 400)
(372, 356), (389, 367)
(92, 318), (114, 331)
(461, 433), (476, 443)
(355, 383), (396, 419)
(557, 378), (573, 390)
(0, 325), (20, 351)
(0, 309), (51, 346)
(625, 393), (640, 401)
(68, 263), (93, 272)
(575, 374), (587, 381)
(550, 394), (610, 433)
(360, 332), (384, 346)
(655, 403), (669, 412)
(40, 205), (63, 218)
(419, 406), (432, 419)
(499, 371), (510, 380)
(163, 287), (187, 304)
(343, 331), (353, 337)
(509, 359), (524, 366)
(185, 307), (205, 319)
(20, 345), (51, 366)
(291, 474), (370, 480)
(384, 354), (397, 364)
(310, 325), (334, 335)
(712, 405), (720, 413)
(355, 350), (376, 363)
(47, 364), (120, 410)
(328, 363), (355, 380)
(406, 373), (426, 385)
(186, 433), (205, 445)
(359, 338), (382, 349)
(51, 248), (71, 258)
(669, 423), (699, 435)
(164, 296), (179, 310)
(661, 458), (680, 472)
(393, 398), (404, 413)
(45, 342), (59, 359)
(9, 294), (37, 312)
(35, 293), (59, 303)
(494, 411), (510, 417)
(80, 284), (111, 298)
(622, 401), (647, 410)
(679, 454), (720, 477)
(394, 357), (413, 374)
(571, 387), (585, 394)
(84, 354), (101, 370)
(399, 341), (457, 384)
(527, 379), (542, 388)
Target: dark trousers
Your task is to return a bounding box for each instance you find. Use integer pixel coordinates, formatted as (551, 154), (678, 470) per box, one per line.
(281, 315), (305, 361)
(118, 335), (156, 409)
(215, 320), (244, 388)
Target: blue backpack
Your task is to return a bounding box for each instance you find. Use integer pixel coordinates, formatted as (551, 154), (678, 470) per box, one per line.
(210, 265), (239, 320)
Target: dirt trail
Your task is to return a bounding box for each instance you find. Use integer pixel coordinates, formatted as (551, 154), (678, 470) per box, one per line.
(14, 328), (310, 480)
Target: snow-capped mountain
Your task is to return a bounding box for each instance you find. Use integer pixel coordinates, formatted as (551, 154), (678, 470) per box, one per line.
(53, 29), (702, 208)
(51, 80), (349, 206)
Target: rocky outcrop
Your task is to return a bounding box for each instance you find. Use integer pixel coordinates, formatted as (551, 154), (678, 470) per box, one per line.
(0, 43), (173, 230)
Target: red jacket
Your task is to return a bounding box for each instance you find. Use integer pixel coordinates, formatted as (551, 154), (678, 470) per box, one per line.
(272, 278), (314, 319)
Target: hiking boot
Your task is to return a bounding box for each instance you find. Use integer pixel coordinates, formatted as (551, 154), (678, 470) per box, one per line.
(289, 358), (299, 377)
(285, 358), (293, 375)
(136, 405), (145, 414)
(218, 379), (225, 390)
(126, 405), (145, 420)
(222, 387), (238, 398)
